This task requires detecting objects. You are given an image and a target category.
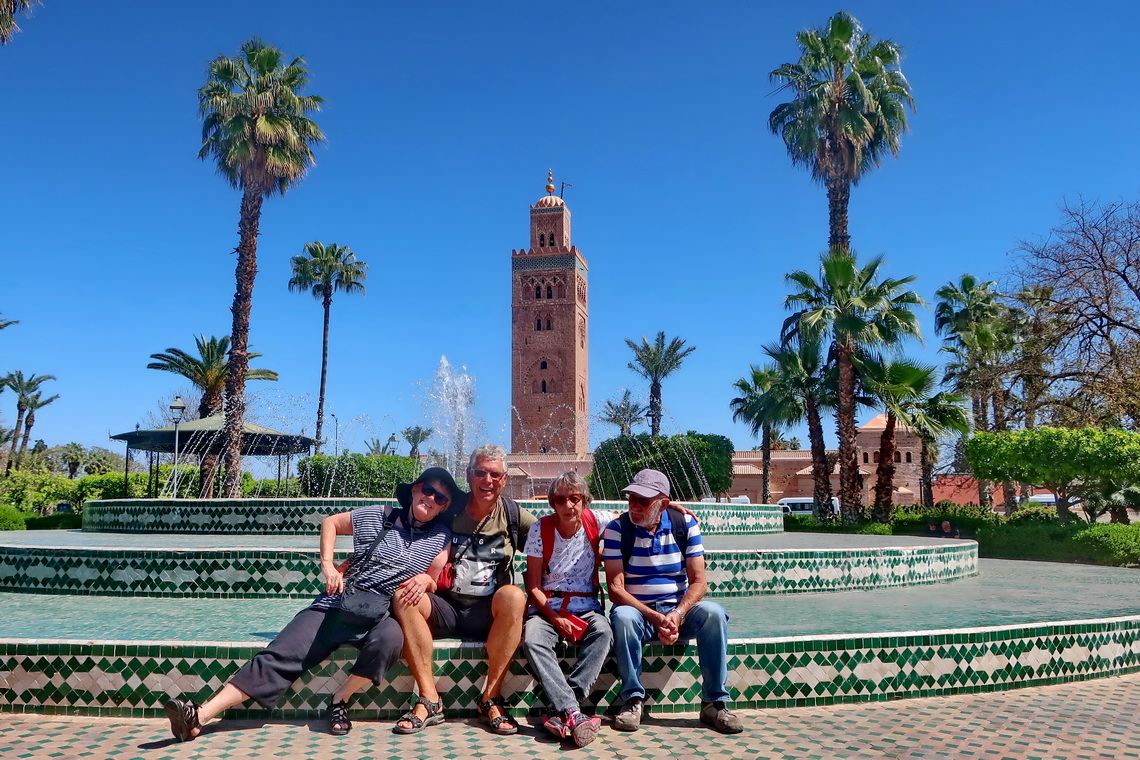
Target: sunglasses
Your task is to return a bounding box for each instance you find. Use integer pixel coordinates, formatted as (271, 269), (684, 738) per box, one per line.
(419, 482), (450, 507)
(626, 493), (662, 508)
(552, 494), (584, 506)
(471, 468), (506, 482)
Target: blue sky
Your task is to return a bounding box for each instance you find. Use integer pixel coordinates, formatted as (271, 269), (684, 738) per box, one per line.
(2, 1), (1137, 463)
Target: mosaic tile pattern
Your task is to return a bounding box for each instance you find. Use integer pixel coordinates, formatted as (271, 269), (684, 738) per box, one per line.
(0, 543), (977, 597)
(83, 499), (784, 536)
(4, 614), (1139, 718)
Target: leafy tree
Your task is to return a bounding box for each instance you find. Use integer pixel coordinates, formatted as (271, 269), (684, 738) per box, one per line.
(147, 335), (277, 496)
(624, 331), (696, 436)
(198, 38), (325, 497)
(400, 426), (432, 459)
(0, 0), (38, 45)
(288, 242), (368, 454)
(783, 250), (923, 521)
(598, 390), (647, 437)
(965, 427), (1140, 519)
(3, 371), (56, 474)
(768, 10), (914, 252)
(589, 432), (733, 502)
(731, 366), (793, 504)
(16, 391), (58, 457)
(81, 447), (124, 477)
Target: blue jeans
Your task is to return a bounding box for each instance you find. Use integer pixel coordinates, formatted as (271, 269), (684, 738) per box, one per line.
(610, 600), (730, 703)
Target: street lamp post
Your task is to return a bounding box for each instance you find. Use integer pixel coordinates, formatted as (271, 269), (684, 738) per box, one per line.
(383, 432), (400, 456)
(169, 396), (186, 497)
(330, 413), (339, 457)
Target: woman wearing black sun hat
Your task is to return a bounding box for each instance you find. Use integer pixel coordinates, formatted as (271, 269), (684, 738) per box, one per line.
(163, 467), (465, 741)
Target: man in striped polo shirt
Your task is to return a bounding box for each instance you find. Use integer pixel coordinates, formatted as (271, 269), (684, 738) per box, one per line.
(601, 468), (743, 734)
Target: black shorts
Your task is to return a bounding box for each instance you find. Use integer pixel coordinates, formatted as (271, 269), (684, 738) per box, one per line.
(426, 591), (495, 641)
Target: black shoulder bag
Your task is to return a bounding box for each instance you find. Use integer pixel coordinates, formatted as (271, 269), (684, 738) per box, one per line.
(339, 515), (398, 625)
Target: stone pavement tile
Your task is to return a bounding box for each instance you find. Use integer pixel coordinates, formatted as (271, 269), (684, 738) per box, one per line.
(4, 673), (1140, 759)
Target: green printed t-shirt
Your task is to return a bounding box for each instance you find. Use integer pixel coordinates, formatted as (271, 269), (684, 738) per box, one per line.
(446, 497), (536, 601)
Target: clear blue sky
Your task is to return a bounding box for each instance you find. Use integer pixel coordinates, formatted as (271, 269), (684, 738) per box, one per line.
(2, 1), (1137, 462)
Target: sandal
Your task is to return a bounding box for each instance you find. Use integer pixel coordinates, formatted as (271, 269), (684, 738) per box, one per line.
(392, 696), (445, 735)
(327, 696), (351, 736)
(478, 696), (519, 735)
(163, 697), (201, 742)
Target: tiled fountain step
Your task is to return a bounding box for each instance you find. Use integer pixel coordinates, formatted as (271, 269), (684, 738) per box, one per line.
(3, 560), (1140, 717)
(0, 532), (976, 598)
(82, 498), (784, 535)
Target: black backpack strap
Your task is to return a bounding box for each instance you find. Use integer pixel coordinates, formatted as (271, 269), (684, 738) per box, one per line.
(619, 508), (689, 567)
(503, 496), (521, 554)
(619, 512), (635, 563)
(667, 507), (689, 566)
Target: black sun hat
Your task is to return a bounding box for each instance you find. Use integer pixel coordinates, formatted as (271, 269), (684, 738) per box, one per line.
(395, 467), (468, 513)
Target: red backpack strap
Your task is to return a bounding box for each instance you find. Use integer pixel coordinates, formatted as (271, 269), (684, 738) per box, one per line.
(540, 514), (557, 571)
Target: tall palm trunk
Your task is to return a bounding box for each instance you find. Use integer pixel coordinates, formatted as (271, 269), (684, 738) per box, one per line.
(992, 389), (1017, 516)
(649, 380), (662, 436)
(972, 394), (992, 508)
(805, 394), (833, 519)
(761, 424), (772, 504)
(920, 435), (935, 508)
(5, 404), (26, 473)
(871, 413), (898, 521)
(222, 189), (263, 497)
(314, 287), (332, 454)
(826, 175), (851, 252)
(18, 407), (36, 456)
(835, 341), (862, 522)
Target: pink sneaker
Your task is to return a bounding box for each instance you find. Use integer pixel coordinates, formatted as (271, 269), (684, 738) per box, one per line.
(565, 711), (601, 748)
(542, 713), (567, 739)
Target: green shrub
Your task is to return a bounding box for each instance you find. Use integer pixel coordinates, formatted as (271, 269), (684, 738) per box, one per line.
(74, 473), (151, 503)
(243, 477), (303, 497)
(1008, 504), (1060, 524)
(298, 454), (422, 498)
(974, 521), (1091, 562)
(1073, 524), (1140, 566)
(0, 504), (27, 530)
(782, 515), (892, 534)
(0, 471), (79, 513)
(25, 512), (83, 530)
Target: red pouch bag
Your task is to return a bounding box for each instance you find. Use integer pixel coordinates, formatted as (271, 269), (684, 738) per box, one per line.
(558, 610), (589, 642)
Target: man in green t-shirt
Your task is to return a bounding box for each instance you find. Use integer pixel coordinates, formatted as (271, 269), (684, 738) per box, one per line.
(392, 444), (536, 735)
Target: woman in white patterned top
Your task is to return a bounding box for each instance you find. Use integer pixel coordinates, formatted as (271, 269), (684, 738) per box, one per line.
(161, 467), (461, 742)
(522, 471), (614, 748)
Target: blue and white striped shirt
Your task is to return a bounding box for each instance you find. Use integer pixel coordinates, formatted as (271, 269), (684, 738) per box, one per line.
(600, 509), (703, 604)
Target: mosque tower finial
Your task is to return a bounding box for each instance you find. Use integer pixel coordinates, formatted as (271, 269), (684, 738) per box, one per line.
(546, 169), (555, 195)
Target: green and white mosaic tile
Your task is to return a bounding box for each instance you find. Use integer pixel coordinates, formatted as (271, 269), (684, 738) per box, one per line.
(0, 543), (976, 597)
(3, 614), (1138, 718)
(83, 499), (783, 536)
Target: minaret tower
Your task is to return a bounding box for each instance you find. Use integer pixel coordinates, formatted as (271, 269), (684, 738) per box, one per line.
(510, 171), (589, 455)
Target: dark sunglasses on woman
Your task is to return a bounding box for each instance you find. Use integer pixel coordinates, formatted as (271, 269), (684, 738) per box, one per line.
(419, 483), (450, 507)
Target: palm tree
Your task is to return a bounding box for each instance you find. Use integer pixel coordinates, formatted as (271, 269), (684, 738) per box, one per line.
(288, 242), (367, 454)
(625, 331), (696, 436)
(199, 38), (325, 497)
(147, 335), (277, 496)
(400, 426), (433, 459)
(4, 371), (55, 473)
(0, 0), (38, 45)
(769, 434), (801, 451)
(598, 390), (648, 437)
(783, 249), (923, 521)
(912, 391), (971, 509)
(857, 356), (943, 521)
(760, 334), (835, 516)
(17, 391), (58, 457)
(55, 442), (88, 479)
(731, 366), (795, 504)
(768, 11), (914, 252)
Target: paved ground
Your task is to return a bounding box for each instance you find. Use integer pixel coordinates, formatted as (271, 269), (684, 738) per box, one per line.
(2, 672), (1138, 760)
